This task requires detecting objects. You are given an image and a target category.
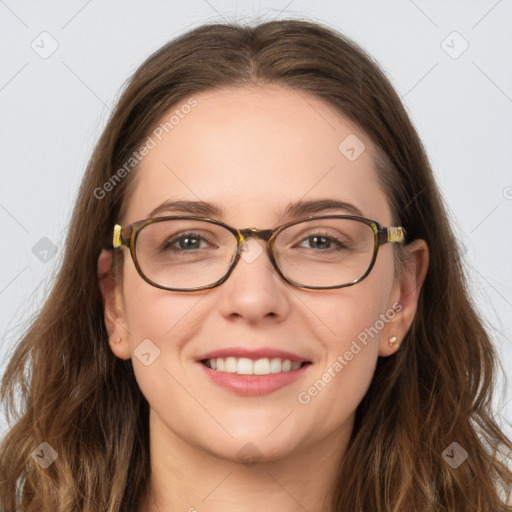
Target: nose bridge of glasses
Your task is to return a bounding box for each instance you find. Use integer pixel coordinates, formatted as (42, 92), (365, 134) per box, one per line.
(237, 227), (274, 244)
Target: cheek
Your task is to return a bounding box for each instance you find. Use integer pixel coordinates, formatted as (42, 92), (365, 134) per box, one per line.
(121, 259), (196, 341)
(304, 262), (395, 372)
(120, 262), (209, 395)
(121, 287), (185, 410)
(310, 269), (394, 353)
(296, 285), (392, 430)
(318, 291), (386, 384)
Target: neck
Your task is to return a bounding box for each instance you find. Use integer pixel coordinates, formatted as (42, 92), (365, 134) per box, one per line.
(138, 408), (353, 512)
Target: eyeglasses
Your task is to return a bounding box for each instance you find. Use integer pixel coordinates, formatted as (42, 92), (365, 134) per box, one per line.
(112, 215), (405, 291)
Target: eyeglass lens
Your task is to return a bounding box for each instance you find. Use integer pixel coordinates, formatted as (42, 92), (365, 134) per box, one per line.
(134, 218), (376, 289)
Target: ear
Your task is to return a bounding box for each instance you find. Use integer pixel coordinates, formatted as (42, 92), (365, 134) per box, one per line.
(379, 239), (429, 356)
(97, 249), (131, 360)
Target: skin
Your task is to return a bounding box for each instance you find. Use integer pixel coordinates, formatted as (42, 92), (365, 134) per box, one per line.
(98, 85), (429, 512)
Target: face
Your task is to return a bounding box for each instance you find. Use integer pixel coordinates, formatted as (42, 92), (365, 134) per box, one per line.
(100, 85), (425, 464)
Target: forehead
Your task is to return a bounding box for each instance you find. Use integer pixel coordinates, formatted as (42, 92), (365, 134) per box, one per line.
(122, 85), (392, 227)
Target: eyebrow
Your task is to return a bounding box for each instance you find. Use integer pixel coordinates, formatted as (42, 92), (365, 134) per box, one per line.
(147, 198), (364, 220)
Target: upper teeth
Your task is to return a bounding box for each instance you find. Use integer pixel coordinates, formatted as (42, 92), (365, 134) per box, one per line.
(206, 357), (303, 375)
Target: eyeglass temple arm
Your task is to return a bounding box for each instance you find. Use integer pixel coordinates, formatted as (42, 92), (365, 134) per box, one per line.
(378, 226), (406, 245)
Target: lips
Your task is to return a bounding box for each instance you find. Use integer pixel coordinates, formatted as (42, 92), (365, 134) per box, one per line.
(195, 346), (313, 395)
(197, 356), (313, 396)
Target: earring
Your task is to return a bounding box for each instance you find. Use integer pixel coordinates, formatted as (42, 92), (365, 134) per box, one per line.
(389, 336), (398, 349)
(111, 337), (122, 344)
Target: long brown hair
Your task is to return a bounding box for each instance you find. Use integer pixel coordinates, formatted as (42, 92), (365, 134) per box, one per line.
(1, 19), (511, 511)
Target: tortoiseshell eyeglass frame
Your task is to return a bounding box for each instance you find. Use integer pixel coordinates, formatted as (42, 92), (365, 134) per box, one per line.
(112, 214), (406, 292)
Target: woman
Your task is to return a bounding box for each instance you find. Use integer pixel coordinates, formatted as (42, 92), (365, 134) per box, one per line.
(1, 18), (510, 512)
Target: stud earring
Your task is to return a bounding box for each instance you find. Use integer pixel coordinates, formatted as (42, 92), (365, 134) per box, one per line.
(389, 336), (398, 348)
(111, 337), (122, 344)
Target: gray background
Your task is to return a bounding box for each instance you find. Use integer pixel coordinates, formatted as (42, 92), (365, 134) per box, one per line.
(1, 1), (511, 441)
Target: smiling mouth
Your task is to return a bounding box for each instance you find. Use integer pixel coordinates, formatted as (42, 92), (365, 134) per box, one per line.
(200, 357), (312, 376)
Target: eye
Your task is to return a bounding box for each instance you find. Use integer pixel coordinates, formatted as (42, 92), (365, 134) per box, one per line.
(163, 232), (214, 251)
(296, 232), (348, 251)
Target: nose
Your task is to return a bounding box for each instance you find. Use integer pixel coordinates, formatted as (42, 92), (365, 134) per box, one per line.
(216, 237), (291, 323)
